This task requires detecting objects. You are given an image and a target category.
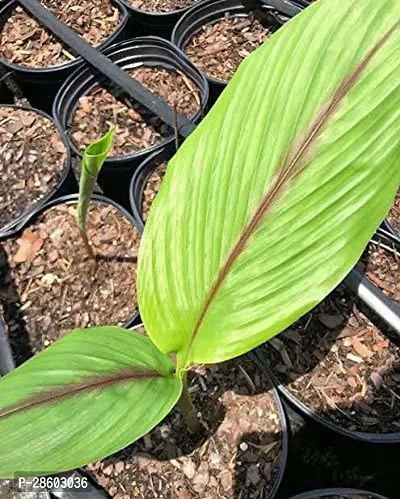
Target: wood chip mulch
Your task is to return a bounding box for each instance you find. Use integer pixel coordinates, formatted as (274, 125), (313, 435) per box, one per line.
(128, 0), (197, 13)
(71, 67), (201, 157)
(86, 351), (284, 499)
(360, 243), (400, 303)
(0, 107), (67, 229)
(0, 0), (121, 68)
(387, 189), (400, 235)
(141, 161), (167, 222)
(264, 281), (400, 434)
(185, 14), (269, 82)
(0, 203), (140, 360)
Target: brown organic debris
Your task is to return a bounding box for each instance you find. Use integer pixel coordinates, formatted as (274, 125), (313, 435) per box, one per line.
(71, 67), (200, 157)
(265, 285), (400, 434)
(128, 0), (197, 13)
(0, 1), (121, 68)
(86, 353), (283, 498)
(142, 161), (167, 221)
(0, 107), (67, 228)
(1, 203), (140, 354)
(185, 15), (270, 81)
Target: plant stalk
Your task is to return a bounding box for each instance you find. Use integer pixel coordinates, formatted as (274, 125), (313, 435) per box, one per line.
(178, 373), (203, 435)
(78, 226), (96, 262)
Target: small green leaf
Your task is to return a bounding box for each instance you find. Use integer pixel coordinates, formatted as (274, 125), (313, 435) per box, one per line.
(77, 128), (114, 233)
(137, 0), (400, 368)
(83, 128), (115, 178)
(0, 327), (181, 477)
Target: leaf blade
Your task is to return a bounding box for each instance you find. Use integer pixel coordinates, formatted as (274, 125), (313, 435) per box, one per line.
(138, 0), (400, 366)
(0, 327), (181, 477)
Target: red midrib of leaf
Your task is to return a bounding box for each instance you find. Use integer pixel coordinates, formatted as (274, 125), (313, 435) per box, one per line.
(0, 368), (164, 420)
(187, 20), (400, 356)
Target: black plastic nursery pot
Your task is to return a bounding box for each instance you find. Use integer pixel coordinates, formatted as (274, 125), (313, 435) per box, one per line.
(255, 252), (400, 445)
(0, 104), (76, 240)
(0, 0), (128, 113)
(288, 488), (389, 499)
(53, 36), (209, 210)
(171, 0), (304, 103)
(0, 193), (140, 329)
(129, 145), (175, 232)
(248, 350), (289, 499)
(0, 65), (12, 104)
(382, 219), (400, 245)
(120, 0), (206, 39)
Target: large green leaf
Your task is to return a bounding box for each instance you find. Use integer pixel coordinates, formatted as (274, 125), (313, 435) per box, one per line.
(137, 0), (400, 368)
(0, 327), (181, 477)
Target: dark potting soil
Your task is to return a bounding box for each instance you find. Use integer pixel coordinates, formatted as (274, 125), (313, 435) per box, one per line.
(142, 161), (167, 221)
(128, 0), (197, 13)
(0, 203), (140, 356)
(264, 283), (400, 434)
(185, 14), (269, 82)
(71, 67), (201, 157)
(360, 243), (400, 302)
(0, 107), (67, 228)
(387, 188), (400, 234)
(0, 0), (121, 68)
(86, 346), (283, 499)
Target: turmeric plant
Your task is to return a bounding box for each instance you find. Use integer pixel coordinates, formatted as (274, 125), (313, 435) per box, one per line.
(0, 0), (398, 476)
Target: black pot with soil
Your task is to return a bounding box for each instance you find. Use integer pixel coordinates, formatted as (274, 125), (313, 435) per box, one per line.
(120, 0), (205, 39)
(171, 0), (303, 103)
(53, 36), (209, 210)
(0, 104), (77, 239)
(0, 193), (140, 365)
(258, 247), (400, 444)
(0, 0), (128, 113)
(129, 146), (174, 232)
(358, 240), (400, 308)
(84, 338), (288, 499)
(288, 488), (389, 499)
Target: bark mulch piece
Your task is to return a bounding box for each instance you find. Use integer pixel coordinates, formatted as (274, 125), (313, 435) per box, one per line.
(71, 67), (201, 157)
(185, 14), (270, 82)
(142, 161), (167, 221)
(360, 242), (400, 303)
(128, 0), (197, 13)
(86, 350), (283, 499)
(0, 203), (140, 355)
(0, 107), (67, 228)
(387, 188), (400, 235)
(264, 284), (400, 434)
(0, 0), (121, 68)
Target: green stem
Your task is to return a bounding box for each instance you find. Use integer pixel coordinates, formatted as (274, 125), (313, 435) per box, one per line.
(178, 373), (203, 435)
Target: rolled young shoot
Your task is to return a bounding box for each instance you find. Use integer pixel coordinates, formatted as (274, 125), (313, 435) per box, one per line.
(76, 128), (114, 260)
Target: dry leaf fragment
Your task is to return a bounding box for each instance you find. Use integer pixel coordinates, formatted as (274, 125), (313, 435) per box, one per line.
(13, 229), (43, 263)
(351, 336), (373, 359)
